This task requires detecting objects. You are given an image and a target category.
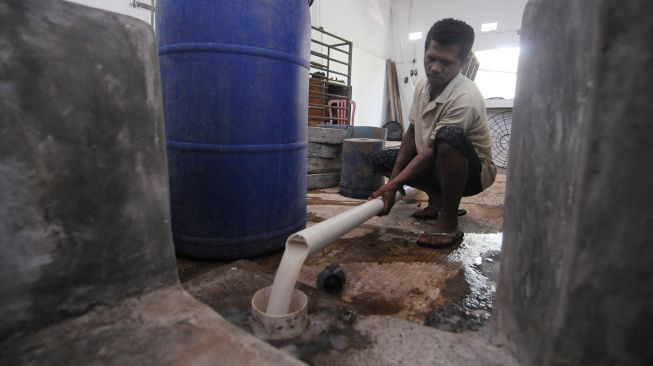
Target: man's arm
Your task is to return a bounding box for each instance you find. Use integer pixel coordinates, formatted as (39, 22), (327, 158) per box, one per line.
(371, 124), (435, 215)
(371, 145), (435, 215)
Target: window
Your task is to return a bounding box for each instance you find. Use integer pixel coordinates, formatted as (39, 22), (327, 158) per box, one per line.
(474, 47), (520, 100)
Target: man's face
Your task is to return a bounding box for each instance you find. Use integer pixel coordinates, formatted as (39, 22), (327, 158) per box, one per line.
(424, 40), (465, 90)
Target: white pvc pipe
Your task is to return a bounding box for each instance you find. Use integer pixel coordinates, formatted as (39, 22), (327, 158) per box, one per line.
(266, 187), (415, 315)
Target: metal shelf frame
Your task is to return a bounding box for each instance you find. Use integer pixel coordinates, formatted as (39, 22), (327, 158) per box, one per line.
(308, 26), (353, 126)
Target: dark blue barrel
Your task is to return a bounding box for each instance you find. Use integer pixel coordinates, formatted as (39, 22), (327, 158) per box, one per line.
(157, 0), (310, 259)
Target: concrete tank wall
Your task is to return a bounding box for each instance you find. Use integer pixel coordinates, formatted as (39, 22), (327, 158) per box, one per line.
(0, 0), (177, 339)
(494, 0), (653, 364)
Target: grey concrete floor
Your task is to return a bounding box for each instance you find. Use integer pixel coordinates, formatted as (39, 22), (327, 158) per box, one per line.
(177, 170), (516, 365)
(0, 285), (303, 366)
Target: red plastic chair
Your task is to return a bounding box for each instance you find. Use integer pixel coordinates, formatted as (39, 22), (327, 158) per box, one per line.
(328, 99), (356, 125)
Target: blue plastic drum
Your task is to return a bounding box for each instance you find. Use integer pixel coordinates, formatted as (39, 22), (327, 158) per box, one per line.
(157, 0), (310, 259)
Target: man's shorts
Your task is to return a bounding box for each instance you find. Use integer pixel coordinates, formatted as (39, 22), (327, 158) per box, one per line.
(370, 126), (483, 196)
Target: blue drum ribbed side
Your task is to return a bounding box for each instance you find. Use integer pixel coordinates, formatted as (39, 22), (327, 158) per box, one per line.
(157, 0), (309, 259)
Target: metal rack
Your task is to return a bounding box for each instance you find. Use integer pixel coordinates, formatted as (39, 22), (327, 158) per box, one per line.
(308, 27), (353, 126)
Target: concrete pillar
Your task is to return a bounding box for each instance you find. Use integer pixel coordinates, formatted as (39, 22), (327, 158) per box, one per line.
(494, 0), (653, 365)
(0, 0), (177, 339)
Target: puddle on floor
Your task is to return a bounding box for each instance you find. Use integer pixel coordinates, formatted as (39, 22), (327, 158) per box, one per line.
(425, 233), (503, 332)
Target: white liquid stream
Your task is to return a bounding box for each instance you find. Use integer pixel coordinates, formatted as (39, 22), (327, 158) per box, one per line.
(266, 239), (309, 315)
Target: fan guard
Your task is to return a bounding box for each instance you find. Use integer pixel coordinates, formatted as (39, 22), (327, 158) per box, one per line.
(487, 111), (512, 169)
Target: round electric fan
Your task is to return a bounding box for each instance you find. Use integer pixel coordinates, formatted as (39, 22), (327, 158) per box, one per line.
(488, 111), (512, 169)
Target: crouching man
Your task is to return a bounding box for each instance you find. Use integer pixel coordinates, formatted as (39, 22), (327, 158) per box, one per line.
(370, 18), (496, 248)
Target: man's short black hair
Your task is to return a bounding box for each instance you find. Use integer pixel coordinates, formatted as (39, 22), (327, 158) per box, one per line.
(424, 18), (475, 61)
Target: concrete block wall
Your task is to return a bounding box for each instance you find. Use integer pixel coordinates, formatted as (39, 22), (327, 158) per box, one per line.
(494, 0), (653, 364)
(307, 127), (348, 189)
(0, 0), (179, 340)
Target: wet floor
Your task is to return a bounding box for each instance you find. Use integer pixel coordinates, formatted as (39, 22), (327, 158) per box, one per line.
(176, 172), (508, 362)
(292, 172), (506, 332)
(296, 220), (503, 331)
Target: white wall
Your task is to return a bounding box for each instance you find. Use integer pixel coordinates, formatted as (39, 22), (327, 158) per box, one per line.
(63, 0), (525, 129)
(311, 0), (393, 127)
(64, 0), (154, 25)
(389, 0), (528, 128)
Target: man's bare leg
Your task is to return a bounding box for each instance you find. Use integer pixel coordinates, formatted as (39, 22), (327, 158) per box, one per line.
(412, 189), (442, 219)
(418, 141), (468, 246)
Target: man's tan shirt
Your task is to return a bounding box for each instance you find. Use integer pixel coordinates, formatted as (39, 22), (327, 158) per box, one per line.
(409, 73), (496, 189)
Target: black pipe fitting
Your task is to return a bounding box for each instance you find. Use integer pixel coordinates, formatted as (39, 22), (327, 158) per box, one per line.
(316, 263), (346, 296)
